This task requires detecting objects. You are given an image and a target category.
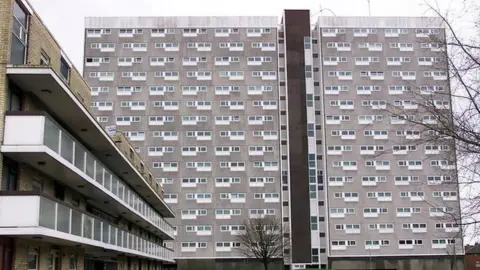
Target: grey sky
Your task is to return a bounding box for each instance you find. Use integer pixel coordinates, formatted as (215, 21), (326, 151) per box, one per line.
(27, 0), (471, 71)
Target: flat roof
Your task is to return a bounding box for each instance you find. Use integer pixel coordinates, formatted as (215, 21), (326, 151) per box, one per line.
(85, 16), (279, 29)
(316, 16), (444, 28)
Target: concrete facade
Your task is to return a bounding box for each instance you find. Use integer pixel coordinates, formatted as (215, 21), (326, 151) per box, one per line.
(316, 16), (463, 258)
(83, 11), (463, 270)
(83, 18), (283, 259)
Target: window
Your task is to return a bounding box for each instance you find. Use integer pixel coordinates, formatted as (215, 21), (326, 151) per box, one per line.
(216, 209), (242, 215)
(186, 225), (212, 232)
(89, 72), (114, 79)
(155, 42), (180, 49)
(60, 57), (70, 81)
(353, 28), (377, 35)
(119, 28), (143, 35)
(91, 43), (115, 50)
(54, 182), (65, 201)
(304, 37), (311, 49)
(10, 1), (29, 64)
(123, 43), (147, 49)
(186, 193), (212, 200)
(157, 177), (174, 185)
(327, 71), (352, 77)
(326, 42), (351, 49)
(151, 28), (175, 35)
(251, 42), (275, 49)
(119, 57), (142, 64)
(254, 193), (280, 199)
(331, 240), (356, 247)
(385, 28), (408, 35)
(216, 177), (241, 185)
(27, 248), (38, 270)
(358, 42), (383, 50)
(186, 162), (212, 168)
(416, 29), (440, 35)
(31, 177), (43, 192)
(220, 225), (246, 232)
(87, 29), (110, 36)
(390, 43), (414, 50)
(4, 158), (19, 191)
(40, 51), (50, 65)
(7, 82), (22, 111)
(398, 239), (423, 246)
(69, 255), (77, 270)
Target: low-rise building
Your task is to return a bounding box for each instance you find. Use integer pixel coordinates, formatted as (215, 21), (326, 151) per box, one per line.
(0, 0), (175, 269)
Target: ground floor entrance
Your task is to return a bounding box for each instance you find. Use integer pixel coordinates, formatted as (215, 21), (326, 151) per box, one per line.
(85, 257), (118, 270)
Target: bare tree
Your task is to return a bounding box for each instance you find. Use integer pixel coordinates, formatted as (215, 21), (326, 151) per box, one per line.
(236, 216), (288, 270)
(383, 0), (479, 245)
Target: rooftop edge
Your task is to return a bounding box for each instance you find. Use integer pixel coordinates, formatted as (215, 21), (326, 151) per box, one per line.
(316, 16), (445, 28)
(85, 16), (279, 29)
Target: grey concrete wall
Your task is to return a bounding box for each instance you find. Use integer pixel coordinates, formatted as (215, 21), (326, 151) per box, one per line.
(83, 23), (282, 258)
(176, 258), (284, 270)
(330, 256), (465, 270)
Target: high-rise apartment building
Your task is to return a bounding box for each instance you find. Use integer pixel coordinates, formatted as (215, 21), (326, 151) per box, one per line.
(0, 1), (175, 270)
(84, 10), (464, 270)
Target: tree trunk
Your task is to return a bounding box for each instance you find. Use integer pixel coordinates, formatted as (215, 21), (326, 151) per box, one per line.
(263, 261), (269, 270)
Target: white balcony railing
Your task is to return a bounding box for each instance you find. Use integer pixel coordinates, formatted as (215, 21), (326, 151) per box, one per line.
(0, 195), (174, 262)
(2, 115), (174, 239)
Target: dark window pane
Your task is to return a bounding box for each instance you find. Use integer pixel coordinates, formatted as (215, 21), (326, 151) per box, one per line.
(27, 252), (37, 270)
(60, 57), (70, 80)
(10, 34), (25, 64)
(7, 83), (22, 111)
(13, 2), (28, 27)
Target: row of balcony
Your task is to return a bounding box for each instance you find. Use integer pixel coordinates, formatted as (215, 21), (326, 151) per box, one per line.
(0, 194), (174, 262)
(2, 113), (174, 239)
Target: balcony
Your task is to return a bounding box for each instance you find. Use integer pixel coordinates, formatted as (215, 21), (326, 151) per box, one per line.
(5, 67), (174, 218)
(2, 113), (174, 240)
(0, 194), (174, 262)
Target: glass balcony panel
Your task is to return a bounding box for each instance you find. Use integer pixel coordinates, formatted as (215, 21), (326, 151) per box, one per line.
(60, 133), (74, 163)
(85, 153), (95, 179)
(123, 232), (128, 248)
(44, 118), (60, 152)
(74, 143), (86, 171)
(93, 219), (101, 241)
(102, 223), (109, 243)
(83, 216), (93, 239)
(39, 197), (56, 229)
(117, 183), (124, 201)
(71, 210), (82, 236)
(56, 204), (70, 233)
(103, 171), (112, 191)
(110, 227), (116, 245)
(117, 229), (122, 247)
(111, 178), (118, 197)
(127, 190), (134, 208)
(94, 163), (103, 185)
(129, 234), (134, 249)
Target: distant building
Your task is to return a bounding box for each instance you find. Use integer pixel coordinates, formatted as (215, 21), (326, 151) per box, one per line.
(83, 9), (464, 270)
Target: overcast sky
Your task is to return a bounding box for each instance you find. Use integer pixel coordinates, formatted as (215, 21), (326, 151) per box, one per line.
(27, 0), (474, 71)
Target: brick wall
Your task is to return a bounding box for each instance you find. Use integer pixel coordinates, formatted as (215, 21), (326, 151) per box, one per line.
(0, 0), (14, 189)
(13, 238), (85, 270)
(25, 9), (91, 108)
